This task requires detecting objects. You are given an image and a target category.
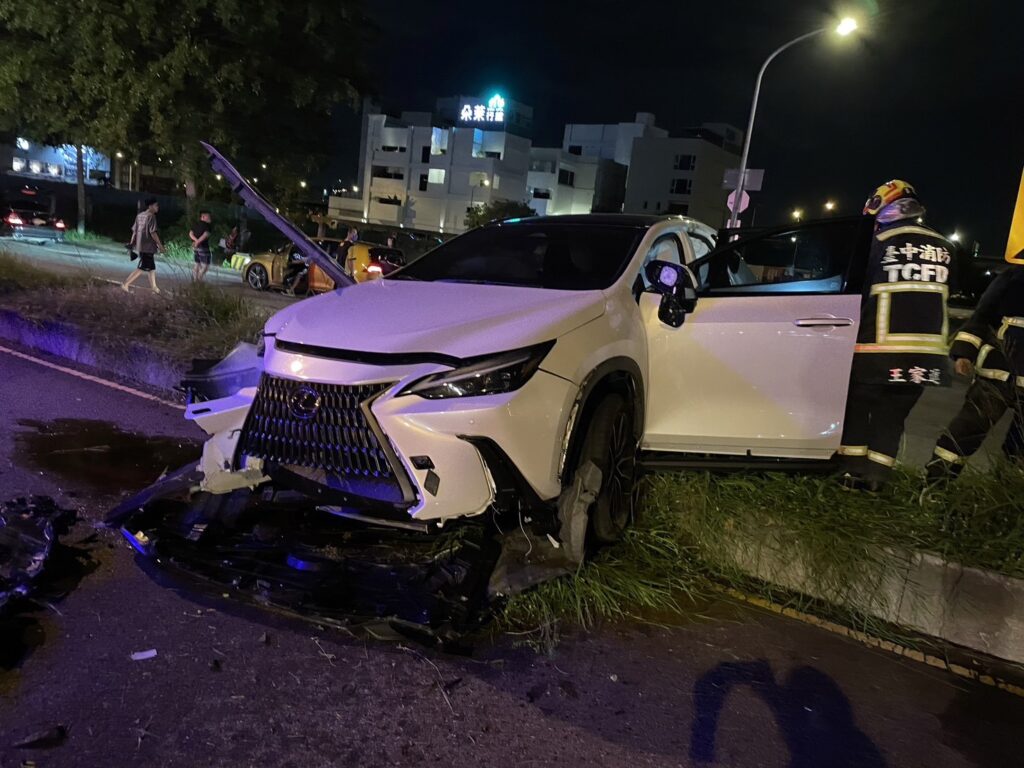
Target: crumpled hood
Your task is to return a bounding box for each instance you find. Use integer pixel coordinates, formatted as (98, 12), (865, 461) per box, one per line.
(269, 280), (607, 359)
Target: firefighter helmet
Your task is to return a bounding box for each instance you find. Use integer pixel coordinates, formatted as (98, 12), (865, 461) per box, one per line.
(863, 180), (918, 216)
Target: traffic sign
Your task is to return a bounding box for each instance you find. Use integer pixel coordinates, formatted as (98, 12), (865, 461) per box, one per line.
(723, 168), (764, 192)
(727, 189), (750, 214)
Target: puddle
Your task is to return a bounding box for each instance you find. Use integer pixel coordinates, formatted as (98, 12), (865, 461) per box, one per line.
(14, 419), (202, 495)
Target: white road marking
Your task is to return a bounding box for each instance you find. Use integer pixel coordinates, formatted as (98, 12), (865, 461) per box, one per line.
(0, 343), (186, 410)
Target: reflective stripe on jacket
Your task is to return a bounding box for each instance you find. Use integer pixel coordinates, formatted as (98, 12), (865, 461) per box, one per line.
(851, 222), (954, 385)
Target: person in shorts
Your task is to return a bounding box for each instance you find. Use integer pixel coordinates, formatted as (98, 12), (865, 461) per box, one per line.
(190, 210), (214, 282)
(123, 198), (165, 294)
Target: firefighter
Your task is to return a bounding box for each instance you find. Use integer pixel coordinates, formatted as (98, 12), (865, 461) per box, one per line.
(838, 180), (955, 490)
(926, 264), (1024, 477)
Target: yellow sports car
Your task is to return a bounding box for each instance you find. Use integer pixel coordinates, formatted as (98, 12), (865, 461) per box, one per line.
(242, 239), (405, 294)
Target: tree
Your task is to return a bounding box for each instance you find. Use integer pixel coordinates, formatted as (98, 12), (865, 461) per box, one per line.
(465, 199), (536, 230)
(0, 1), (371, 226)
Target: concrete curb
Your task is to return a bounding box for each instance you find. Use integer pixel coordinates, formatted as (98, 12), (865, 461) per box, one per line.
(0, 308), (184, 395)
(727, 536), (1024, 666)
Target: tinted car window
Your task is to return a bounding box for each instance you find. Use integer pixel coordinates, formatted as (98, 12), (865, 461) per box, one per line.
(696, 219), (865, 295)
(395, 223), (642, 290)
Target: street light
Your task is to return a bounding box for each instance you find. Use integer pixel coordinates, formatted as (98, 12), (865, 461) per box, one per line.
(950, 231), (961, 242)
(792, 208), (804, 221)
(299, 180), (307, 189)
(824, 200), (836, 212)
(727, 17), (859, 228)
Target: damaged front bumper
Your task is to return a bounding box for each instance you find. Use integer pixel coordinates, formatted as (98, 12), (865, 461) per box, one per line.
(109, 483), (503, 643)
(106, 458), (602, 644)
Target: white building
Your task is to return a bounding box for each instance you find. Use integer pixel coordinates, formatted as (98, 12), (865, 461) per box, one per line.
(562, 112), (668, 167)
(623, 124), (743, 226)
(330, 98), (533, 234)
(527, 148), (625, 216)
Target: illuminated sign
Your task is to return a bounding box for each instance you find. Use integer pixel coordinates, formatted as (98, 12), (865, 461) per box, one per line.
(460, 94), (505, 124)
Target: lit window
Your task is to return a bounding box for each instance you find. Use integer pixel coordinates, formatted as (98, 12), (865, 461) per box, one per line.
(12, 157), (26, 172)
(47, 164), (60, 176)
(16, 137), (30, 151)
(492, 174), (500, 190)
(29, 160), (42, 174)
(427, 168), (446, 184)
(430, 128), (448, 155)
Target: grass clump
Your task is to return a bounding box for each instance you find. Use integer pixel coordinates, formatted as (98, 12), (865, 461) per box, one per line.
(64, 230), (114, 246)
(501, 500), (711, 632)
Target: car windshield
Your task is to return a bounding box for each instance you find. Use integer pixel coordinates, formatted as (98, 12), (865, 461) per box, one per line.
(393, 222), (643, 290)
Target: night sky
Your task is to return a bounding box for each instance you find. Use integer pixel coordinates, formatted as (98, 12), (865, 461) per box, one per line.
(361, 0), (1020, 252)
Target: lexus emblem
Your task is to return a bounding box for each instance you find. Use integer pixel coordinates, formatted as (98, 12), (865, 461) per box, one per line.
(288, 385), (322, 420)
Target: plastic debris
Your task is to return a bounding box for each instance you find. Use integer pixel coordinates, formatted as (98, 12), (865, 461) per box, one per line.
(130, 649), (158, 661)
(1, 497), (76, 612)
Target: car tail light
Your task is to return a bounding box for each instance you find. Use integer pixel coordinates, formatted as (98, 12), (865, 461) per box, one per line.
(6, 213), (23, 226)
(55, 220), (66, 230)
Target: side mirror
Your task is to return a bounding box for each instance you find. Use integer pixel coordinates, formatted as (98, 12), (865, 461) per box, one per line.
(644, 260), (697, 328)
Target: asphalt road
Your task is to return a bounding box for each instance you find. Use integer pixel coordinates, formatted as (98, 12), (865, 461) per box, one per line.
(1, 347), (1022, 767)
(0, 236), (292, 312)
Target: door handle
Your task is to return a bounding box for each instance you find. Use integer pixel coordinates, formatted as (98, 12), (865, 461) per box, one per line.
(794, 317), (854, 327)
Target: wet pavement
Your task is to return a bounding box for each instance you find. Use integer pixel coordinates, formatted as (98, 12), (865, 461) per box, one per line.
(2, 345), (1024, 767)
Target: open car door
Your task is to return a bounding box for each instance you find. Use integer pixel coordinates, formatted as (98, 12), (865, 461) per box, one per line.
(642, 216), (874, 461)
(200, 142), (352, 288)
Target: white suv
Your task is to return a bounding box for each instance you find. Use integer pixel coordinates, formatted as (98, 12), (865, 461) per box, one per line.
(156, 146), (878, 556)
(116, 148), (877, 576)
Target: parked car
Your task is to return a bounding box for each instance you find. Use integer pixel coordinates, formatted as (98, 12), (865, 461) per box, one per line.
(242, 238), (406, 294)
(1, 187), (65, 242)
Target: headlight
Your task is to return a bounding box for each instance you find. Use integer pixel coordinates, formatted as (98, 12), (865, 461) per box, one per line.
(399, 342), (554, 400)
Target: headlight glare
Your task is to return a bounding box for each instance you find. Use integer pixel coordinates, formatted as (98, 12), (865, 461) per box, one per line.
(400, 342), (553, 399)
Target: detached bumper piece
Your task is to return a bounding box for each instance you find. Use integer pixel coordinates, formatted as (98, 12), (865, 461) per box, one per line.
(112, 489), (501, 646)
(1, 497), (76, 611)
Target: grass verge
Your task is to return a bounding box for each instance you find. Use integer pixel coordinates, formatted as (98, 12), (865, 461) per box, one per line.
(500, 463), (1024, 640)
(0, 250), (73, 294)
(0, 249), (268, 362)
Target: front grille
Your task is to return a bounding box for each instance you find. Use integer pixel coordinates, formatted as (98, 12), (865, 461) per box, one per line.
(238, 374), (396, 479)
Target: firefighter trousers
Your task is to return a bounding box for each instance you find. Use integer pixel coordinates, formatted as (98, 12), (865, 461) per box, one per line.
(929, 377), (1024, 476)
(839, 382), (924, 482)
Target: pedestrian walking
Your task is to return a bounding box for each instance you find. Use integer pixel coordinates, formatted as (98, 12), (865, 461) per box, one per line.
(122, 197), (165, 294)
(927, 264), (1024, 477)
(190, 210), (214, 282)
(837, 180), (955, 490)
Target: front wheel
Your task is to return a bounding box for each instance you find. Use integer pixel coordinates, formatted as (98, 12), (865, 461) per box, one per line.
(245, 264), (269, 291)
(570, 393), (639, 546)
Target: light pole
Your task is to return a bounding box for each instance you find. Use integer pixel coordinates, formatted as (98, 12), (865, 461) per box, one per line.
(727, 17), (859, 228)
